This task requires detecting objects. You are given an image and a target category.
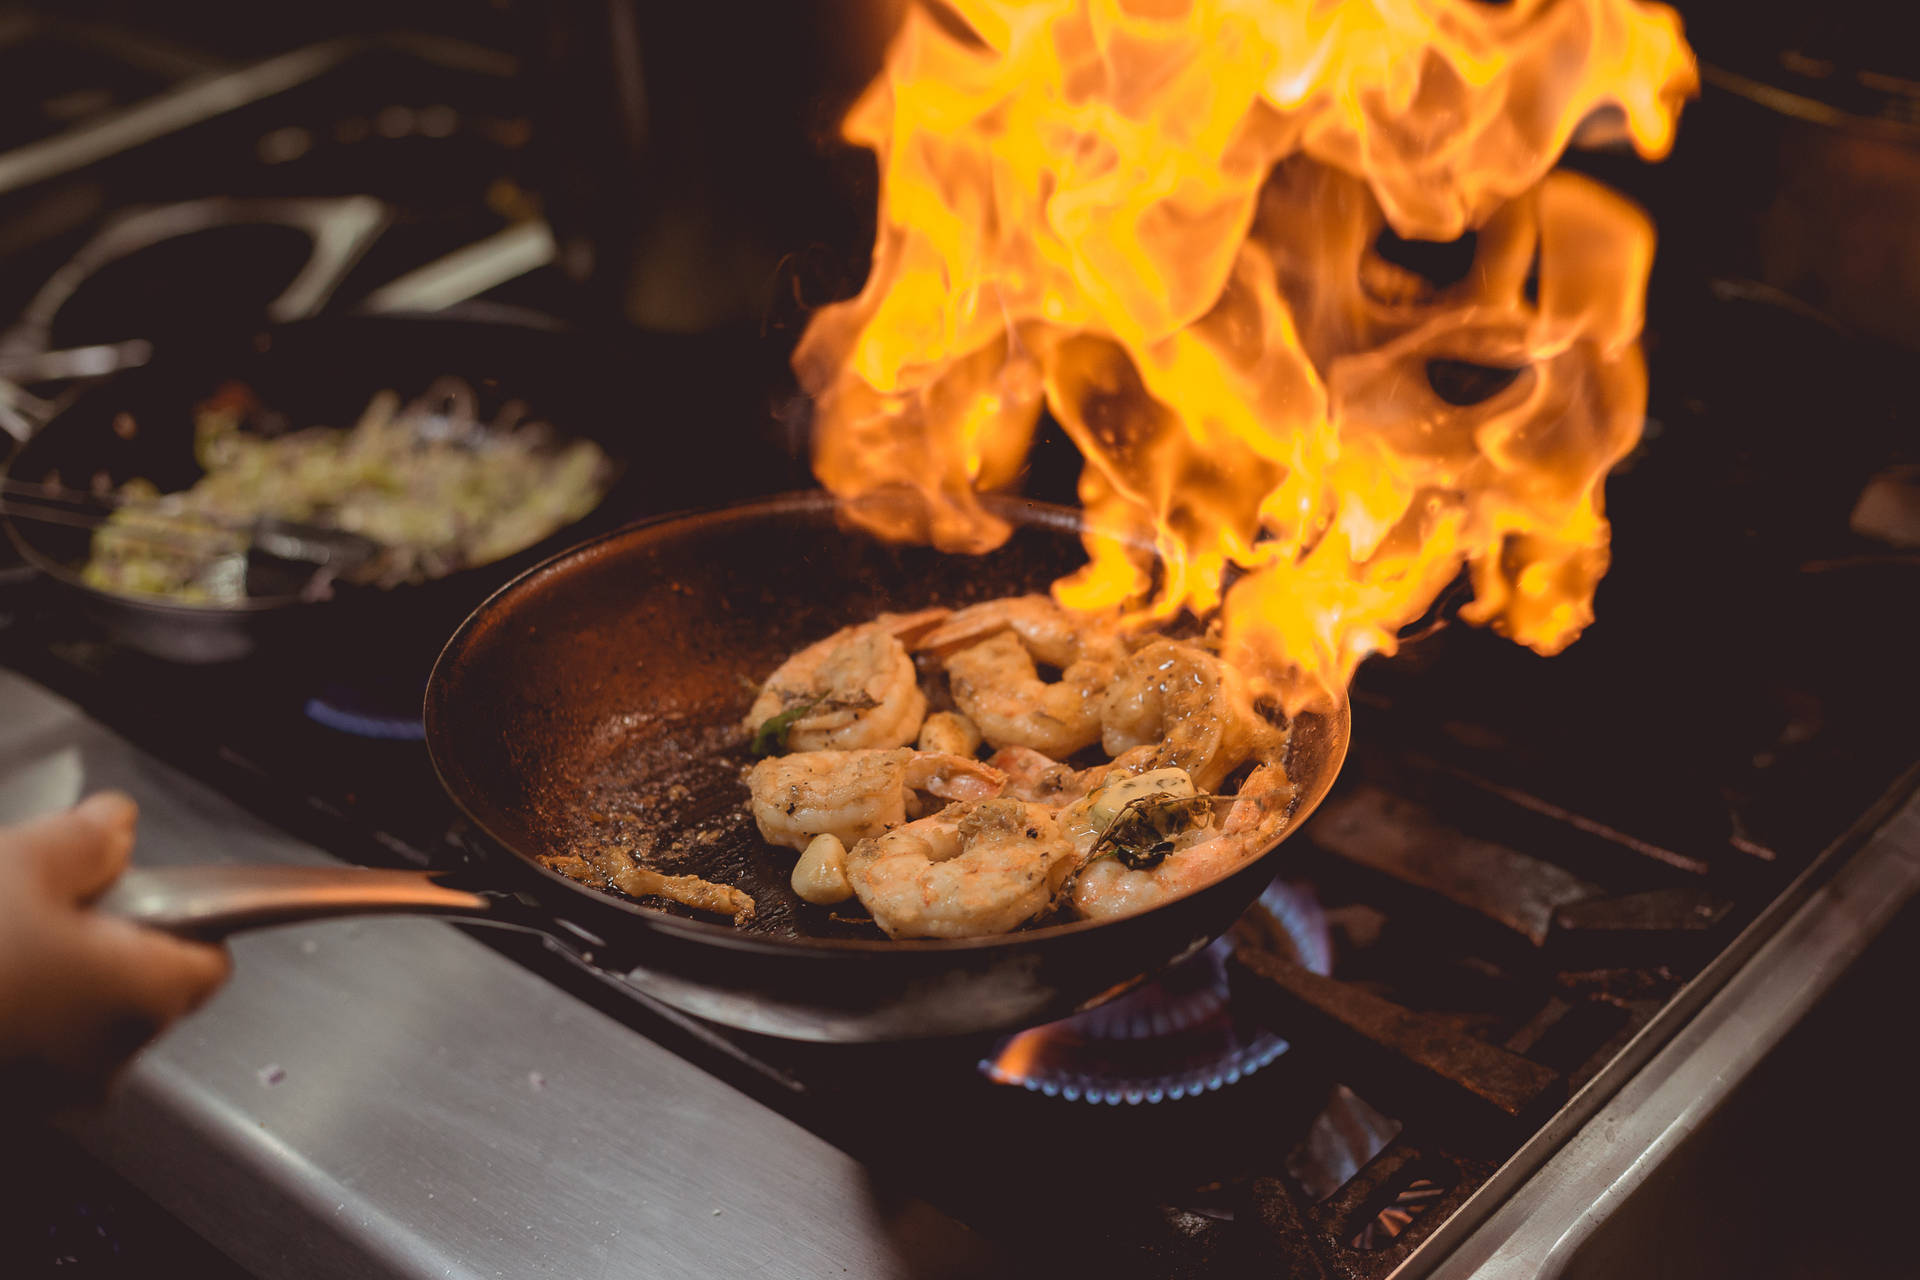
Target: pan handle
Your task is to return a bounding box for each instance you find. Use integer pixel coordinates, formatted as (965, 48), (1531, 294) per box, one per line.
(94, 865), (500, 941)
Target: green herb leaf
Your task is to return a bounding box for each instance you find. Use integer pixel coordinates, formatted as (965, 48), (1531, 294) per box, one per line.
(1090, 793), (1221, 870)
(751, 700), (818, 756)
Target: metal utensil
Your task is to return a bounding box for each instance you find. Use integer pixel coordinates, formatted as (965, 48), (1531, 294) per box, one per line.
(1, 481), (384, 601)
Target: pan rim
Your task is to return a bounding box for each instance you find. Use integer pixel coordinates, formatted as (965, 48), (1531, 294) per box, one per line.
(0, 312), (626, 619)
(1, 513), (306, 613)
(423, 489), (1350, 957)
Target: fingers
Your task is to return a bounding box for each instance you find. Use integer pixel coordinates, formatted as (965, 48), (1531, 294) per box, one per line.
(7, 792), (139, 901)
(0, 797), (229, 1108)
(22, 917), (231, 1091)
(79, 916), (231, 1032)
(0, 908), (229, 1105)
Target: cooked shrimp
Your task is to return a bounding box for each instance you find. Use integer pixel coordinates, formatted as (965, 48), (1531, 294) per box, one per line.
(921, 596), (1131, 757)
(846, 797), (1078, 938)
(744, 607), (948, 751)
(1099, 639), (1282, 791)
(1082, 744), (1161, 789)
(941, 631), (1113, 757)
(871, 607), (953, 644)
(917, 594), (1127, 668)
(747, 748), (1004, 852)
(1070, 762), (1294, 921)
(986, 745), (1102, 808)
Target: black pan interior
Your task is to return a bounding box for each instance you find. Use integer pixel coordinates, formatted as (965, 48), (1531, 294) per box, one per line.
(428, 492), (1326, 945)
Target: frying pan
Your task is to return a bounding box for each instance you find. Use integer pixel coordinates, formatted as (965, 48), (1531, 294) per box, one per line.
(0, 314), (639, 664)
(99, 493), (1349, 1041)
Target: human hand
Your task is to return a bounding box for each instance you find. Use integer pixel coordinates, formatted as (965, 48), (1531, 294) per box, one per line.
(0, 792), (229, 1106)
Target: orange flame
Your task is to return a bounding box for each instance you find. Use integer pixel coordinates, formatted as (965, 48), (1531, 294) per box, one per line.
(797, 0), (1696, 706)
(986, 1023), (1051, 1084)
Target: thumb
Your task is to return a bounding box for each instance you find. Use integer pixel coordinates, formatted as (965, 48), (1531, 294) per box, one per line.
(77, 915), (232, 1034)
(9, 792), (138, 902)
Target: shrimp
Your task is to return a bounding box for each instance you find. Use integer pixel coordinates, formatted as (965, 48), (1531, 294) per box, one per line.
(986, 745), (1103, 808)
(921, 594), (1129, 756)
(943, 631), (1108, 757)
(747, 748), (1004, 851)
(743, 607), (948, 751)
(846, 797), (1078, 938)
(1070, 762), (1294, 921)
(1081, 744), (1162, 789)
(1098, 639), (1283, 791)
(917, 594), (1127, 668)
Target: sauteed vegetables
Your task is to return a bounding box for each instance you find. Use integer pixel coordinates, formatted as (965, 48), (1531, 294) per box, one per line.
(719, 594), (1293, 938)
(80, 382), (611, 603)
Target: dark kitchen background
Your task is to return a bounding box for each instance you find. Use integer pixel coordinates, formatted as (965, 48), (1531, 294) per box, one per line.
(0, 0), (904, 365)
(5, 0), (1919, 400)
(1, 1), (1916, 1277)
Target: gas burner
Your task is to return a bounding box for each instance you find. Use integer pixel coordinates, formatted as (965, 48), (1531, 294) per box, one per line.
(303, 679), (426, 740)
(980, 880), (1332, 1104)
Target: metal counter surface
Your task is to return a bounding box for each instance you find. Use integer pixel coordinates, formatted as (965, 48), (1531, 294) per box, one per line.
(0, 668), (997, 1279)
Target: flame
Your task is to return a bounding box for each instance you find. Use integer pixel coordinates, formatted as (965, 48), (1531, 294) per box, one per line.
(797, 0), (1695, 705)
(987, 1024), (1051, 1083)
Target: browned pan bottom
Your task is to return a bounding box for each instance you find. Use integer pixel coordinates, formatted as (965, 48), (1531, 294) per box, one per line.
(469, 496), (1098, 938)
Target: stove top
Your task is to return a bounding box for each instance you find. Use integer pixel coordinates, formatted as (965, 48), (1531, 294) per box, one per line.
(2, 11), (1918, 1279)
(4, 262), (1915, 1278)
